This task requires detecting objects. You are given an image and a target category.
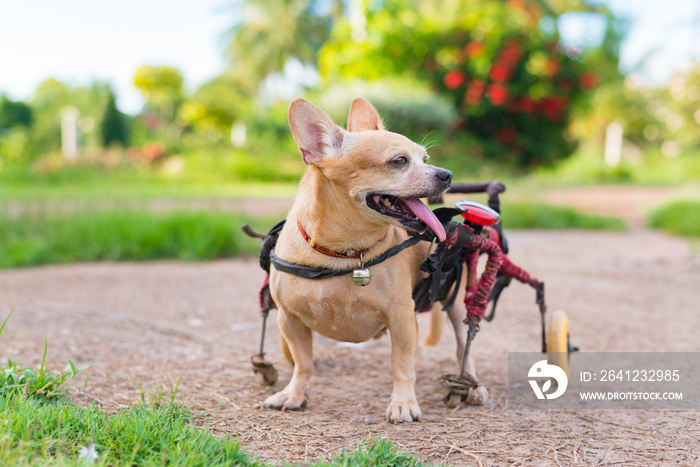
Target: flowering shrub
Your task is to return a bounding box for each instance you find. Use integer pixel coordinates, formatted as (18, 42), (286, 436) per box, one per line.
(428, 31), (596, 166)
(319, 0), (602, 167)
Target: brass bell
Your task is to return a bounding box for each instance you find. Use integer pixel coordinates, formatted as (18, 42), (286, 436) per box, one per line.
(352, 267), (371, 286)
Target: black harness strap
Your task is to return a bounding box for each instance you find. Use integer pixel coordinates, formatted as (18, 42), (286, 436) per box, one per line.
(269, 236), (421, 279)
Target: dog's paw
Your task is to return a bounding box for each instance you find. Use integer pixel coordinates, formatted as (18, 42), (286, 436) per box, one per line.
(386, 399), (422, 423)
(466, 385), (489, 406)
(263, 390), (307, 411)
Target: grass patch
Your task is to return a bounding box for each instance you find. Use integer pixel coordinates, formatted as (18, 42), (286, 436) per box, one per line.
(2, 308), (258, 465)
(0, 149), (301, 201)
(311, 438), (429, 466)
(648, 199), (700, 238)
(0, 201), (623, 269)
(532, 147), (700, 186)
(0, 396), (426, 467)
(1, 311), (427, 466)
(1, 311), (88, 400)
(0, 208), (269, 268)
(500, 201), (626, 231)
(0, 394), (259, 466)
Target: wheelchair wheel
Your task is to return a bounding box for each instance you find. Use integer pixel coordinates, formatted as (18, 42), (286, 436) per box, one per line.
(547, 310), (571, 377)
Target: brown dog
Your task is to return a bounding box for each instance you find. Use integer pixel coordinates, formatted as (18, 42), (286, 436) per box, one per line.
(265, 97), (487, 423)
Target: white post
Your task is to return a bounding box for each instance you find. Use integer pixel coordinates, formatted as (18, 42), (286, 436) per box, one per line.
(604, 122), (623, 167)
(61, 106), (80, 159)
(230, 121), (247, 148)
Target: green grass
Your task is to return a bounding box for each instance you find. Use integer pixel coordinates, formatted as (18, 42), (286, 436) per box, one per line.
(0, 395), (427, 467)
(0, 208), (270, 268)
(0, 167), (298, 201)
(500, 201), (626, 231)
(0, 148), (300, 201)
(1, 311), (426, 466)
(532, 147), (700, 186)
(312, 438), (430, 466)
(648, 199), (700, 238)
(0, 394), (259, 467)
(1, 311), (88, 400)
(0, 201), (625, 269)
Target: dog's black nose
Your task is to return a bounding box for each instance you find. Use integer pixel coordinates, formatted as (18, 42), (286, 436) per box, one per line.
(435, 169), (452, 185)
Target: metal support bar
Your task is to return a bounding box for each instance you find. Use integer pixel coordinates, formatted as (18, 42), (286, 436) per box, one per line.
(536, 282), (547, 353)
(258, 310), (268, 355)
(460, 316), (481, 378)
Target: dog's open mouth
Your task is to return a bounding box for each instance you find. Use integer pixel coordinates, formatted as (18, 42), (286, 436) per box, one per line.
(366, 194), (446, 241)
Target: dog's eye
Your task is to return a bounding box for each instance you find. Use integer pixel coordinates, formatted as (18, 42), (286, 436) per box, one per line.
(389, 155), (408, 167)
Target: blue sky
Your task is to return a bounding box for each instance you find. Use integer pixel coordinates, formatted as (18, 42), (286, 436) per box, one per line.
(0, 0), (698, 115)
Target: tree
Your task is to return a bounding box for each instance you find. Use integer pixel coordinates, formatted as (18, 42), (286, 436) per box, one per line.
(100, 91), (129, 147)
(177, 76), (249, 144)
(0, 96), (33, 130)
(319, 0), (615, 167)
(133, 65), (184, 121)
(225, 0), (340, 93)
(30, 78), (114, 155)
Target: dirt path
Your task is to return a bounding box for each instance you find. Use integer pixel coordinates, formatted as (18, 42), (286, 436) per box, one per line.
(2, 228), (699, 465)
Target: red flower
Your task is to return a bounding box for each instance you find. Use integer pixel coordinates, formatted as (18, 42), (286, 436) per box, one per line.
(465, 79), (486, 105)
(499, 40), (523, 67)
(518, 96), (537, 113)
(580, 72), (598, 89)
(497, 126), (518, 145)
(444, 69), (466, 90)
(487, 83), (508, 106)
(464, 41), (485, 58)
(539, 95), (569, 121)
(490, 65), (510, 82)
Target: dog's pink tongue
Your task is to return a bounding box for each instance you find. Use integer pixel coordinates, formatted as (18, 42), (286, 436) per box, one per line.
(404, 199), (446, 241)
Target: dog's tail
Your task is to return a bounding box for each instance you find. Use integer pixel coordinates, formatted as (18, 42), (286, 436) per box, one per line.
(423, 305), (444, 346)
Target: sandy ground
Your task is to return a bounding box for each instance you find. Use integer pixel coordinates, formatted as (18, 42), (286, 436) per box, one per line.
(2, 222), (699, 465)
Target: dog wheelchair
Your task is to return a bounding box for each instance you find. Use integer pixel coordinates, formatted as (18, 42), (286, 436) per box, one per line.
(242, 181), (577, 406)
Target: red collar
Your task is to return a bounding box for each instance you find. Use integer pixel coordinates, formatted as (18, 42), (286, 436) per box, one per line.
(297, 220), (385, 259)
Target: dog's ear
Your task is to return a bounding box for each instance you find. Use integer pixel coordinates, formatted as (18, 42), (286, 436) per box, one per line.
(288, 98), (344, 166)
(347, 97), (385, 132)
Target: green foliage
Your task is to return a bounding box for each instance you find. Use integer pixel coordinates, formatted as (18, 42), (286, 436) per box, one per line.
(0, 391), (428, 466)
(0, 394), (258, 466)
(0, 208), (268, 268)
(178, 76), (249, 144)
(0, 128), (32, 170)
(501, 201), (625, 230)
(534, 147), (700, 185)
(133, 65), (184, 112)
(1, 311), (87, 400)
(0, 156), (300, 201)
(314, 79), (456, 139)
(648, 200), (700, 238)
(646, 65), (700, 153)
(310, 438), (428, 467)
(319, 0), (611, 167)
(99, 91), (129, 147)
(0, 95), (33, 130)
(28, 79), (115, 156)
(226, 0), (338, 93)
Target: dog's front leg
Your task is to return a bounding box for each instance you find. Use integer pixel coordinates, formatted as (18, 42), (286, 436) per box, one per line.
(386, 309), (422, 423)
(263, 308), (313, 411)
